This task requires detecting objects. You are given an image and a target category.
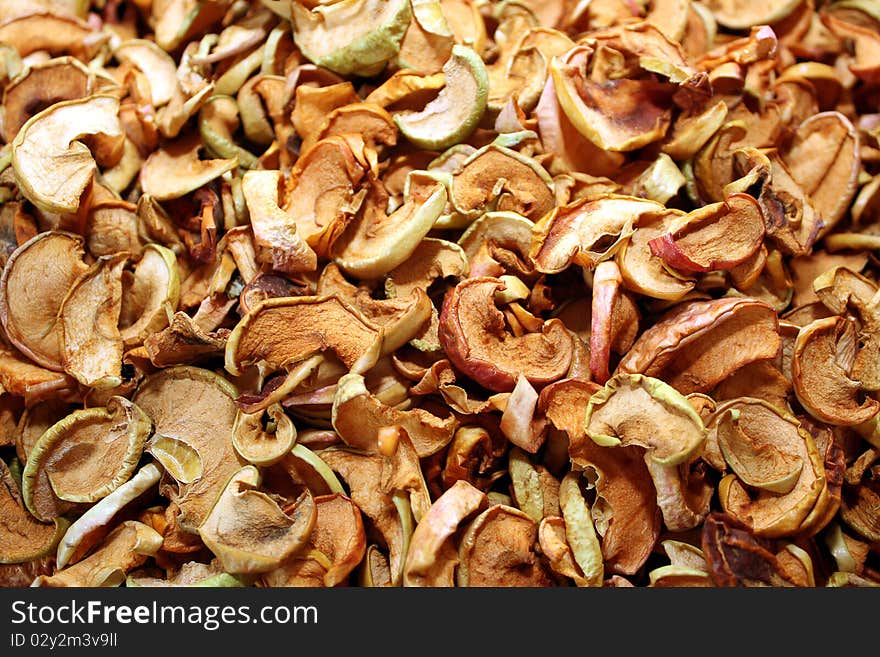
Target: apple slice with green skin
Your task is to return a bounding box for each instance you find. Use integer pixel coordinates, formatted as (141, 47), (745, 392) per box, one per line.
(12, 94), (123, 215)
(333, 174), (449, 280)
(291, 0), (412, 78)
(584, 373), (707, 466)
(394, 44), (489, 151)
(55, 462), (162, 569)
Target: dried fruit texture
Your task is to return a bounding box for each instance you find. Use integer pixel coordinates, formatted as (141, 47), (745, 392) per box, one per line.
(0, 0), (879, 589)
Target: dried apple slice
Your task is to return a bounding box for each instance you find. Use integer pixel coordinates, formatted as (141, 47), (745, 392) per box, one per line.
(113, 38), (179, 108)
(118, 244), (180, 348)
(127, 562), (245, 588)
(317, 264), (434, 353)
(332, 372), (456, 458)
(152, 0), (233, 53)
(713, 359), (792, 411)
(438, 276), (573, 392)
(783, 111), (860, 237)
(531, 194), (667, 274)
(384, 238), (468, 299)
(538, 516), (589, 585)
(22, 396), (151, 521)
(12, 94), (123, 215)
(549, 51), (671, 152)
(261, 493), (366, 587)
(757, 151), (824, 257)
(33, 520), (163, 588)
(508, 446), (560, 522)
(394, 45), (488, 151)
(333, 176), (448, 280)
(225, 295), (383, 377)
(648, 193), (766, 273)
(132, 366), (243, 533)
(485, 25), (574, 114)
(701, 0), (802, 29)
(457, 210), (535, 278)
(315, 102), (398, 155)
(589, 260), (624, 385)
(499, 374), (545, 453)
(0, 346), (74, 407)
(1, 56), (109, 144)
(144, 311), (229, 368)
(0, 10), (105, 61)
(242, 169), (317, 275)
(541, 376), (661, 575)
(701, 512), (798, 587)
(616, 214), (694, 300)
(792, 316), (880, 426)
(716, 403), (826, 538)
(714, 403), (803, 494)
(292, 83), (362, 154)
(649, 565), (714, 587)
(457, 504), (552, 586)
(291, 0), (412, 77)
(584, 373), (707, 466)
(812, 266), (880, 392)
(320, 434), (431, 583)
(643, 456), (713, 532)
(535, 65), (626, 177)
(403, 479), (487, 587)
(616, 296), (782, 395)
(58, 253), (127, 389)
(0, 459), (66, 564)
(559, 470), (604, 587)
(0, 231), (88, 371)
(198, 465), (316, 574)
(140, 131), (238, 201)
(448, 143), (555, 223)
(55, 462), (161, 569)
(231, 404), (296, 467)
(661, 539), (709, 571)
(145, 434), (201, 487)
(840, 449), (880, 543)
(281, 134), (369, 257)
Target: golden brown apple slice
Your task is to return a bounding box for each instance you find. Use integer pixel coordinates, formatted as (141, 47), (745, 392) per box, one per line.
(261, 493), (367, 587)
(242, 169), (318, 275)
(132, 366), (244, 533)
(332, 372), (456, 458)
(198, 466), (316, 574)
(0, 459), (66, 565)
(792, 316), (880, 426)
(717, 406), (826, 539)
(457, 504), (552, 586)
(648, 193), (766, 273)
(531, 194), (667, 274)
(55, 462), (162, 568)
(616, 296), (782, 395)
(58, 253), (127, 389)
(225, 295), (384, 377)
